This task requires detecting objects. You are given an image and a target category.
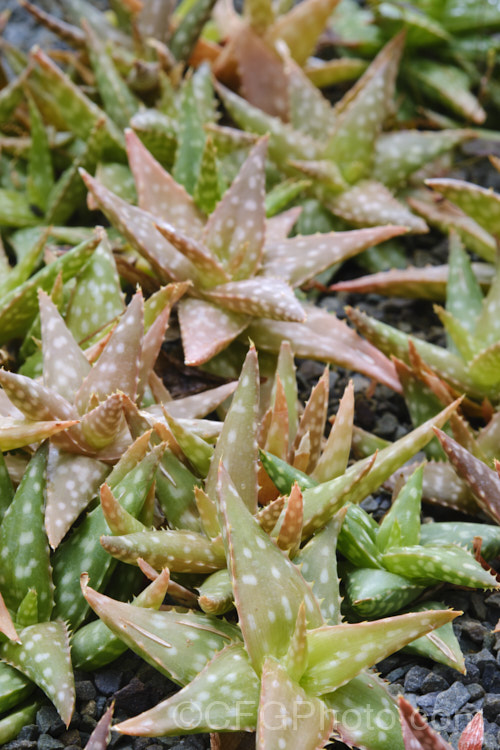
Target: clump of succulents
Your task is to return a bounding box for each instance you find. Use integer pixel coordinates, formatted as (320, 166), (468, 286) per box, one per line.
(82, 129), (407, 387)
(328, 0), (497, 123)
(217, 33), (472, 234)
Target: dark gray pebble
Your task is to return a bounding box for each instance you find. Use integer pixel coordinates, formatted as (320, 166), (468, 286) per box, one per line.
(458, 618), (488, 644)
(17, 726), (39, 742)
(4, 741), (37, 750)
(433, 682), (470, 717)
(484, 694), (500, 723)
(421, 672), (449, 693)
(404, 665), (430, 693)
(36, 707), (64, 736)
(466, 682), (485, 701)
(483, 732), (498, 750)
(37, 735), (64, 750)
(468, 647), (497, 670)
(75, 680), (97, 701)
(94, 668), (123, 696)
(416, 691), (439, 714)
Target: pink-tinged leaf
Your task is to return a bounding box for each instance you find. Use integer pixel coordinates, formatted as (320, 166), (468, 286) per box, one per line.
(313, 381), (354, 482)
(263, 225), (407, 287)
(265, 207), (302, 244)
(217, 463), (322, 674)
(301, 400), (460, 535)
(328, 180), (428, 233)
(100, 483), (146, 535)
(294, 367), (329, 472)
(256, 495), (286, 532)
(82, 573), (242, 687)
(81, 394), (126, 450)
(38, 290), (91, 402)
(264, 376), (289, 459)
(408, 193), (496, 263)
(233, 27), (290, 120)
(114, 644), (259, 735)
(100, 529), (226, 573)
(178, 297), (249, 365)
(247, 304), (401, 391)
(125, 130), (205, 239)
(325, 33), (405, 183)
(0, 417), (80, 451)
(138, 304), (171, 404)
(269, 0), (341, 66)
(426, 178), (500, 236)
(458, 712), (484, 750)
(277, 482), (303, 555)
(302, 609), (458, 696)
(155, 221), (230, 288)
(84, 701), (114, 750)
(75, 291), (144, 413)
(206, 346), (260, 513)
(205, 277), (306, 321)
(293, 432), (311, 472)
(385, 460), (477, 515)
(80, 169), (194, 283)
(434, 428), (500, 524)
(274, 341), (298, 445)
(0, 591), (19, 642)
(399, 695), (453, 750)
(0, 620), (74, 726)
(162, 382), (238, 420)
(0, 369), (76, 422)
(258, 657), (334, 750)
(330, 262), (493, 300)
(203, 138), (267, 280)
(45, 445), (108, 549)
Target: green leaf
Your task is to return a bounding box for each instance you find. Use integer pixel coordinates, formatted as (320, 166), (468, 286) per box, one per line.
(27, 96), (54, 214)
(0, 620), (74, 725)
(344, 567), (425, 618)
(376, 466), (423, 552)
(0, 444), (53, 621)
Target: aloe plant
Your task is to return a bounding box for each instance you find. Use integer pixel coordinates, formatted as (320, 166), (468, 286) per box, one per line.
(82, 130), (406, 387)
(217, 33), (472, 234)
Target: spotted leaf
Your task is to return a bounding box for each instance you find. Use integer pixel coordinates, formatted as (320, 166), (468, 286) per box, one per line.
(0, 444), (53, 621)
(258, 657), (334, 750)
(0, 620), (74, 726)
(203, 138), (267, 280)
(313, 380), (354, 483)
(344, 567), (424, 618)
(45, 445), (108, 549)
(75, 291), (143, 413)
(114, 644), (259, 735)
(427, 178), (500, 237)
(382, 544), (499, 588)
(217, 463), (322, 674)
(178, 297), (249, 365)
(377, 466), (423, 552)
(302, 609), (458, 696)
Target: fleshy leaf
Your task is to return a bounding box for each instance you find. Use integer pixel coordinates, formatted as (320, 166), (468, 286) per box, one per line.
(0, 620), (74, 726)
(217, 463), (322, 674)
(427, 178), (500, 236)
(301, 609), (458, 696)
(377, 466), (423, 552)
(382, 544), (499, 588)
(178, 297), (249, 365)
(0, 444), (53, 621)
(114, 644), (259, 735)
(75, 291), (144, 413)
(206, 346), (260, 513)
(258, 657), (334, 750)
(313, 380), (354, 482)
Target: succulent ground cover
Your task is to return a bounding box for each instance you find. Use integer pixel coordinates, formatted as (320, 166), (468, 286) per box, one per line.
(1, 0), (500, 748)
